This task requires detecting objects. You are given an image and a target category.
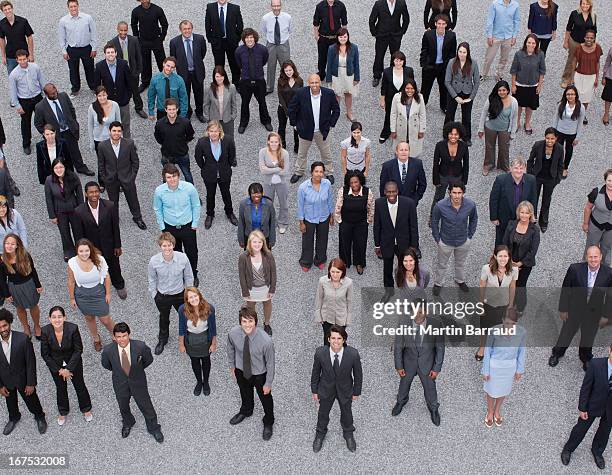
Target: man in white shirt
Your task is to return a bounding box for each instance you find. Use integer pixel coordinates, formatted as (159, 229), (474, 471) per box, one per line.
(260, 0), (292, 93)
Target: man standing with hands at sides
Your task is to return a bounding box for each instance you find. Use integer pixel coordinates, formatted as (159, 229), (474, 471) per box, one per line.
(205, 0), (244, 85)
(0, 0), (34, 75)
(481, 0), (520, 82)
(130, 0), (167, 93)
(379, 142), (427, 206)
(101, 322), (164, 443)
(227, 306), (275, 441)
(147, 57), (188, 120)
(0, 309), (47, 435)
(311, 325), (362, 453)
(260, 0), (293, 94)
(312, 0), (347, 82)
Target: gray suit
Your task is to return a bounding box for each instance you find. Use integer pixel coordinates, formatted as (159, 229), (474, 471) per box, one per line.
(202, 84), (238, 136)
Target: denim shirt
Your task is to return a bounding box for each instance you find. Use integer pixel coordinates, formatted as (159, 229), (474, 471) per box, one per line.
(485, 0), (520, 39)
(297, 179), (334, 223)
(481, 324), (526, 375)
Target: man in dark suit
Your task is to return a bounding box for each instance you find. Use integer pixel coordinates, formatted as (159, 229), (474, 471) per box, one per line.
(33, 82), (95, 176)
(101, 322), (163, 443)
(311, 325), (362, 453)
(550, 246), (612, 370)
(0, 309), (47, 435)
(489, 156), (537, 245)
(419, 14), (457, 112)
(288, 74), (340, 184)
(379, 141), (427, 205)
(205, 0), (243, 84)
(374, 181), (419, 290)
(169, 20), (206, 122)
(560, 345), (612, 469)
(96, 122), (146, 230)
(73, 181), (127, 299)
(111, 21), (146, 118)
(368, 0), (410, 87)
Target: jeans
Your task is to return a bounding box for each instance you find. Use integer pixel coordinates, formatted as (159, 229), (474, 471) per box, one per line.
(6, 58), (17, 75)
(161, 155), (194, 184)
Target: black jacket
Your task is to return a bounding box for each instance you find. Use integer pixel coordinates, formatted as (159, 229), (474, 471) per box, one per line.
(101, 339), (153, 399)
(558, 262), (612, 318)
(73, 198), (121, 256)
(424, 0), (458, 30)
(44, 173), (84, 219)
(110, 34), (143, 77)
(0, 331), (37, 390)
(94, 59), (132, 107)
(40, 321), (84, 374)
(97, 138), (139, 185)
(420, 29), (457, 68)
(169, 34), (207, 84)
(204, 2), (243, 46)
(287, 86), (340, 141)
(502, 220), (541, 268)
(34, 93), (80, 139)
(527, 140), (564, 183)
(489, 173), (537, 225)
(578, 357), (611, 417)
(194, 136), (237, 183)
(379, 158), (427, 204)
(381, 66), (414, 104)
(432, 139), (469, 186)
(311, 345), (362, 402)
(373, 196), (419, 258)
(35, 138), (74, 185)
(369, 0), (410, 38)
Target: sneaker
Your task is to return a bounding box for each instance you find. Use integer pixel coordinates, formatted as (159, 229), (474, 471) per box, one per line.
(279, 226), (286, 234)
(316, 263), (326, 270)
(301, 266), (310, 272)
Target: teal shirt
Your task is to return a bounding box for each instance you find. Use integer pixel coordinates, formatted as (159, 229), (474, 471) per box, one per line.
(153, 180), (201, 229)
(147, 71), (188, 117)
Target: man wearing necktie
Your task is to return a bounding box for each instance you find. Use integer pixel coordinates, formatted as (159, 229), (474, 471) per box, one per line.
(260, 0), (292, 94)
(312, 0), (348, 81)
(205, 0), (244, 85)
(379, 142), (427, 205)
(147, 56), (188, 119)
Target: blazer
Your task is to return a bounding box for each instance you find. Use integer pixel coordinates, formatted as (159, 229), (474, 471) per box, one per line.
(238, 250), (277, 297)
(488, 173), (537, 225)
(0, 331), (37, 390)
(527, 140), (564, 183)
(381, 66), (414, 104)
(389, 92), (427, 156)
(94, 59), (132, 107)
(578, 357), (611, 417)
(110, 34), (143, 76)
(44, 174), (84, 219)
(97, 138), (139, 185)
(101, 339), (153, 399)
(34, 93), (80, 139)
(287, 86), (340, 141)
(432, 139), (469, 186)
(325, 44), (360, 82)
(373, 196), (419, 258)
(73, 198), (121, 256)
(502, 220), (540, 268)
(311, 345), (362, 402)
(194, 136), (237, 183)
(393, 316), (445, 373)
(202, 84), (238, 123)
(445, 58), (480, 100)
(420, 29), (457, 68)
(169, 33), (207, 84)
(204, 2), (243, 46)
(369, 0), (410, 38)
(379, 158), (427, 203)
(40, 321), (83, 374)
(237, 198), (277, 248)
(35, 138), (74, 185)
(558, 262), (612, 318)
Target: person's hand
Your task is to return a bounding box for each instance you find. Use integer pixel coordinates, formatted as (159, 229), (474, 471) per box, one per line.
(90, 50), (97, 58)
(105, 293), (111, 304)
(455, 96), (463, 104)
(552, 31), (557, 41)
(263, 385), (272, 395)
(36, 287), (43, 294)
(599, 317), (609, 329)
(114, 248), (122, 257)
(379, 97), (385, 109)
(478, 131), (484, 139)
(70, 298), (77, 309)
(572, 139), (579, 146)
(353, 80), (359, 86)
(148, 115), (156, 121)
(5, 296), (12, 304)
(390, 132), (397, 140)
(329, 215), (334, 226)
(491, 220), (500, 226)
(230, 367), (236, 378)
(352, 395), (358, 401)
(0, 386), (9, 397)
(28, 54), (34, 62)
(16, 107), (24, 115)
(179, 343), (186, 353)
(312, 393), (319, 402)
(536, 84), (542, 95)
(417, 132), (425, 139)
(24, 385), (34, 396)
(429, 370), (438, 380)
(594, 78), (599, 88)
(514, 262), (522, 268)
(603, 78), (607, 86)
(396, 368), (406, 377)
(267, 293), (274, 300)
(563, 41), (568, 50)
(559, 311), (568, 321)
(209, 341), (217, 353)
(487, 37), (494, 47)
(299, 222), (306, 234)
(51, 218), (58, 225)
(63, 52), (69, 60)
(364, 170), (368, 178)
(375, 247), (382, 258)
(1, 57), (5, 65)
(514, 373), (522, 381)
(482, 375), (490, 381)
(511, 37), (516, 47)
(579, 411), (588, 420)
(511, 85), (517, 95)
(582, 222), (589, 233)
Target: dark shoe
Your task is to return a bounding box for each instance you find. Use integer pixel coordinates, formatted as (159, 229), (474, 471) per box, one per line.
(121, 425), (132, 438)
(227, 213), (238, 226)
(592, 450), (605, 469)
(266, 89), (274, 96)
(36, 418), (48, 434)
(99, 185), (106, 193)
(154, 341), (165, 356)
(326, 174), (335, 185)
(391, 402), (405, 416)
(356, 265), (364, 275)
(457, 282), (469, 293)
(380, 289), (394, 303)
(345, 435), (357, 452)
(466, 140), (472, 147)
(193, 277), (199, 288)
(583, 361), (588, 371)
(293, 144), (299, 154)
(238, 125), (246, 134)
(262, 425), (273, 441)
(77, 167), (96, 177)
(138, 84), (148, 93)
(432, 285), (441, 296)
(583, 117), (588, 125)
(379, 136), (387, 144)
(136, 109), (148, 119)
(23, 145), (31, 155)
(229, 413), (248, 425)
(196, 114), (205, 123)
(372, 78), (380, 87)
(548, 354), (559, 367)
(202, 382), (211, 396)
(194, 382), (203, 396)
(64, 256), (70, 263)
(264, 123), (273, 132)
(430, 409), (441, 426)
(313, 435), (325, 452)
(475, 351), (484, 362)
(3, 420), (18, 435)
(561, 450), (571, 466)
(153, 430), (164, 443)
(133, 218), (147, 230)
(264, 324), (272, 336)
(290, 174), (301, 184)
(540, 223), (548, 233)
(11, 185), (20, 197)
(117, 288), (128, 300)
(204, 215), (213, 229)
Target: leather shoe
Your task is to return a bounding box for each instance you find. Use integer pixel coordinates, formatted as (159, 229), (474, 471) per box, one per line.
(117, 288), (128, 300)
(202, 382), (211, 396)
(138, 84), (148, 93)
(372, 78), (380, 87)
(204, 215), (213, 229)
(290, 174), (301, 184)
(121, 425), (132, 438)
(391, 402), (404, 416)
(326, 174), (335, 185)
(36, 418), (48, 434)
(430, 408), (441, 426)
(457, 282), (469, 293)
(238, 125), (246, 134)
(227, 213), (238, 226)
(154, 341), (165, 355)
(583, 361), (588, 371)
(193, 277), (199, 288)
(264, 123), (273, 132)
(3, 419), (18, 435)
(540, 224), (548, 233)
(548, 355), (559, 367)
(194, 382), (203, 396)
(312, 435), (325, 453)
(345, 435), (357, 452)
(11, 185), (20, 197)
(592, 450), (605, 469)
(196, 114), (205, 123)
(78, 167), (96, 177)
(229, 413), (249, 425)
(561, 450), (571, 466)
(356, 265), (364, 275)
(262, 425), (273, 440)
(23, 145), (31, 155)
(153, 430), (164, 443)
(133, 218), (147, 230)
(433, 285), (441, 296)
(136, 109), (148, 119)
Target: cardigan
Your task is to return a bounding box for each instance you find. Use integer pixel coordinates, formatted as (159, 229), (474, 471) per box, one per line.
(478, 97), (519, 139)
(178, 303), (217, 340)
(238, 251), (277, 298)
(237, 198), (277, 248)
(258, 147), (290, 186)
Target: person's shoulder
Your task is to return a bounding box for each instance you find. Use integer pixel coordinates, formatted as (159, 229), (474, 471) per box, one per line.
(148, 252), (162, 264)
(178, 303), (185, 313)
(344, 345), (360, 358)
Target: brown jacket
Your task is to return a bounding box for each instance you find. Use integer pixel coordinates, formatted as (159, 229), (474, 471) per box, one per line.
(238, 251), (277, 298)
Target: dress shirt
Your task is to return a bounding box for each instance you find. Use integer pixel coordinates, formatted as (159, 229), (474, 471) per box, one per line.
(435, 33), (444, 64)
(311, 91), (321, 133)
(154, 116), (195, 158)
(387, 0), (396, 15)
(119, 37), (129, 59)
(88, 202), (99, 224)
(588, 268), (599, 289)
(211, 141), (221, 162)
(261, 12), (292, 44)
(110, 140), (121, 157)
(329, 346), (344, 366)
(235, 44), (268, 81)
(118, 342), (131, 365)
(1, 332), (11, 364)
(297, 179), (334, 223)
(387, 200), (398, 227)
(47, 98), (68, 131)
(107, 61), (117, 82)
(485, 0), (520, 40)
(8, 63), (45, 107)
(431, 197), (478, 247)
(512, 178), (523, 211)
(147, 250), (194, 298)
(148, 72), (188, 117)
(313, 0), (348, 36)
(130, 3), (168, 41)
(227, 326), (275, 387)
(412, 318), (426, 346)
(183, 35), (194, 71)
(153, 180), (201, 229)
(58, 11), (97, 52)
(397, 159), (408, 181)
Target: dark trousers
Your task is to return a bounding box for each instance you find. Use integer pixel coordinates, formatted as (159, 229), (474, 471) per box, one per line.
(66, 45), (95, 92)
(57, 212), (79, 258)
(5, 386), (45, 422)
(373, 36), (402, 79)
(235, 369), (274, 426)
(104, 252), (125, 290)
(211, 40), (240, 84)
(444, 92), (474, 141)
(18, 94), (42, 148)
(317, 36), (336, 80)
(316, 395), (354, 438)
(564, 413), (612, 456)
(381, 94), (394, 139)
(494, 220), (508, 247)
(154, 291), (184, 342)
(277, 105), (299, 152)
(184, 71), (204, 117)
(129, 74), (144, 111)
(396, 358), (439, 411)
(535, 177), (556, 226)
(421, 64), (448, 111)
(59, 130), (85, 171)
(190, 356), (211, 385)
(557, 132), (577, 170)
(239, 80), (271, 127)
(539, 38), (551, 56)
(161, 155), (194, 184)
(514, 265), (532, 312)
(50, 363), (92, 416)
(338, 221), (368, 268)
(164, 223), (198, 279)
(430, 177), (456, 218)
(116, 388), (160, 433)
(383, 245), (402, 288)
(204, 180), (233, 217)
(321, 321), (346, 346)
(552, 311), (601, 362)
(106, 180), (142, 220)
(139, 38), (165, 87)
(300, 218), (330, 269)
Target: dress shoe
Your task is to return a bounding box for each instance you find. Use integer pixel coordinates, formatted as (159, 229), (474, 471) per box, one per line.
(264, 324), (272, 336)
(290, 174), (301, 184)
(466, 140), (472, 147)
(138, 84), (148, 93)
(561, 450), (571, 466)
(548, 354), (559, 367)
(264, 123), (273, 132)
(99, 185), (106, 193)
(238, 125), (246, 134)
(457, 282), (469, 293)
(194, 382), (203, 396)
(69, 90), (79, 99)
(202, 382), (211, 396)
(540, 223), (548, 233)
(36, 418), (48, 434)
(312, 435), (325, 452)
(153, 430), (164, 443)
(262, 425), (273, 441)
(379, 136), (387, 144)
(229, 413), (249, 425)
(391, 402), (405, 416)
(583, 361), (588, 371)
(121, 425), (132, 438)
(77, 167), (96, 177)
(93, 338), (103, 352)
(356, 265), (364, 275)
(380, 289), (394, 303)
(23, 145), (31, 155)
(266, 90), (274, 95)
(3, 419), (18, 435)
(11, 185), (20, 197)
(133, 218), (147, 230)
(326, 174), (335, 185)
(592, 450), (605, 469)
(154, 341), (165, 355)
(196, 114), (205, 123)
(432, 285), (441, 296)
(136, 109), (148, 119)
(117, 288), (128, 300)
(430, 408), (441, 426)
(293, 144), (299, 154)
(227, 213), (238, 226)
(193, 277), (200, 288)
(372, 78), (381, 87)
(204, 215), (213, 229)
(345, 435), (357, 452)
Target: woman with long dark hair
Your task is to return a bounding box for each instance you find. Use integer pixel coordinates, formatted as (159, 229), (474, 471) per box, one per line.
(423, 0), (458, 30)
(87, 86), (120, 153)
(202, 65), (238, 137)
(390, 78), (427, 156)
(395, 247), (430, 289)
(527, 0), (558, 55)
(325, 27), (360, 122)
(340, 122), (372, 177)
(0, 195), (27, 249)
(277, 60), (303, 153)
(379, 51), (415, 144)
(552, 85), (585, 179)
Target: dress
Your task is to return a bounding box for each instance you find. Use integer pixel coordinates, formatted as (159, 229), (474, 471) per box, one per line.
(332, 54), (358, 97)
(69, 256), (109, 317)
(482, 324), (526, 398)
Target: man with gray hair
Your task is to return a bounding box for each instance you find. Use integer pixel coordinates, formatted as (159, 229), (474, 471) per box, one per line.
(260, 0), (292, 94)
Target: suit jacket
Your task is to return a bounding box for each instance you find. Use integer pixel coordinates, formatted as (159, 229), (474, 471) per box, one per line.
(97, 138), (139, 185)
(40, 321), (83, 374)
(420, 29), (457, 68)
(394, 316), (445, 373)
(194, 136), (237, 182)
(101, 339), (153, 399)
(558, 262), (612, 318)
(169, 34), (207, 84)
(94, 59), (132, 107)
(373, 196), (419, 258)
(488, 173), (537, 225)
(35, 138), (74, 185)
(0, 331), (37, 390)
(578, 357), (610, 417)
(379, 158), (427, 203)
(311, 345), (362, 403)
(381, 66), (414, 104)
(287, 86), (340, 141)
(111, 34), (143, 77)
(527, 140), (564, 183)
(202, 84), (238, 123)
(73, 198), (121, 256)
(34, 93), (80, 139)
(204, 2), (243, 46)
(369, 0), (410, 37)
(502, 220), (540, 268)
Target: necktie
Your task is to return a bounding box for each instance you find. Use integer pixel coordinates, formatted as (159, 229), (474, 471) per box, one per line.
(185, 38), (194, 71)
(164, 77), (171, 100)
(333, 353), (339, 374)
(588, 271), (595, 300)
(121, 348), (130, 376)
(243, 335), (252, 379)
(220, 6), (226, 37)
(122, 40), (128, 61)
(607, 372), (612, 421)
(274, 17), (281, 45)
(54, 101), (67, 130)
(401, 163), (406, 184)
(248, 48), (256, 80)
(328, 4), (335, 32)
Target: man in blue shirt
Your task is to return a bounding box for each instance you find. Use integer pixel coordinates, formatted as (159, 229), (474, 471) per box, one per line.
(147, 56), (188, 119)
(482, 0), (520, 80)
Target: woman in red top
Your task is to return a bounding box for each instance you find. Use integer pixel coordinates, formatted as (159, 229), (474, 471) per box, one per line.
(573, 29), (602, 125)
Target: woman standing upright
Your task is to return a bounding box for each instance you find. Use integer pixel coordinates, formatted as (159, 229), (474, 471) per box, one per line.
(601, 46), (612, 125)
(583, 169), (612, 267)
(390, 78), (427, 156)
(561, 0), (596, 89)
(379, 51), (414, 145)
(552, 86), (585, 179)
(237, 183), (277, 250)
(423, 0), (458, 30)
(325, 28), (360, 122)
(259, 132), (290, 234)
(395, 248), (431, 289)
(571, 29), (602, 125)
(277, 61), (303, 153)
(340, 122), (372, 177)
(527, 0), (558, 56)
(202, 66), (238, 137)
(35, 125), (74, 185)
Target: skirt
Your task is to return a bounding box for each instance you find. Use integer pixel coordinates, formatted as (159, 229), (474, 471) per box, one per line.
(246, 285), (270, 302)
(480, 304), (506, 329)
(332, 68), (358, 96)
(8, 278), (40, 309)
(574, 72), (596, 103)
(514, 85), (539, 110)
(602, 79), (612, 102)
(185, 329), (211, 358)
(483, 358), (517, 398)
(75, 283), (109, 317)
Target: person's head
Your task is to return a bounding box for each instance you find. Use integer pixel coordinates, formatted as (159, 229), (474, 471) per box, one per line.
(384, 181), (399, 204)
(241, 28), (258, 48)
(456, 42), (471, 64)
(311, 161), (325, 181)
(396, 247), (421, 287)
(0, 1), (13, 18)
(443, 121), (464, 143)
(108, 121), (123, 142)
(95, 85), (108, 103)
(584, 29), (596, 47)
(516, 200), (536, 223)
(75, 238), (100, 264)
(271, 0), (282, 15)
(391, 50), (406, 68)
(164, 98), (178, 119)
(43, 83), (59, 100)
(217, 0), (228, 5)
(157, 232), (176, 258)
(395, 141), (410, 162)
(162, 163), (180, 188)
(239, 306), (258, 335)
(327, 258), (347, 282)
(267, 131), (282, 152)
(434, 14), (448, 33)
(51, 158), (67, 179)
(349, 121), (363, 144)
(212, 65), (229, 87)
(113, 322), (131, 348)
(48, 306), (67, 330)
(502, 306), (519, 328)
(401, 78), (418, 102)
(140, 0), (151, 7)
(564, 85), (579, 104)
(184, 287), (201, 310)
(2, 233), (20, 256)
(248, 182), (264, 204)
(493, 80), (510, 99)
(84, 182), (101, 206)
(448, 182), (465, 205)
(544, 127), (558, 147)
(117, 21), (129, 39)
(179, 20), (193, 37)
(183, 287), (211, 323)
(344, 169), (365, 193)
(522, 34), (540, 55)
(489, 245), (512, 275)
(579, 0), (593, 14)
(0, 195), (10, 219)
(328, 325), (347, 352)
(509, 156), (527, 181)
(279, 60), (299, 82)
(604, 169), (612, 190)
(162, 57), (176, 75)
(246, 230), (269, 255)
(0, 308), (14, 338)
(586, 245), (602, 271)
(104, 43), (117, 63)
(308, 74), (321, 95)
(15, 49), (28, 68)
(67, 0), (79, 16)
(335, 27), (350, 47)
(206, 120), (224, 141)
(43, 124), (57, 143)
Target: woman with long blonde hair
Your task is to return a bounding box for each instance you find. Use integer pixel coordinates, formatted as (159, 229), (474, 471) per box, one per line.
(259, 132), (290, 234)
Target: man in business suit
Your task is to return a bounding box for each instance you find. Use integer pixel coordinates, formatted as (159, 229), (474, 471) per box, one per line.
(94, 43), (132, 138)
(169, 20), (206, 122)
(96, 121), (146, 230)
(288, 74), (340, 185)
(489, 156), (537, 245)
(392, 299), (445, 425)
(101, 322), (163, 443)
(111, 21), (146, 119)
(379, 142), (427, 205)
(34, 82), (95, 176)
(311, 325), (362, 453)
(368, 0), (410, 87)
(73, 181), (127, 299)
(550, 246), (612, 371)
(560, 345), (612, 469)
(419, 14), (457, 113)
(0, 309), (47, 435)
(374, 181), (419, 291)
(205, 0), (243, 85)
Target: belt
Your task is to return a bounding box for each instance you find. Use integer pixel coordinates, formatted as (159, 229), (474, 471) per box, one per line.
(320, 34), (337, 39)
(165, 221), (192, 230)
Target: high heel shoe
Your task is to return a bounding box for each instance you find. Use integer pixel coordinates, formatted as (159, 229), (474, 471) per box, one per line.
(475, 351), (484, 361)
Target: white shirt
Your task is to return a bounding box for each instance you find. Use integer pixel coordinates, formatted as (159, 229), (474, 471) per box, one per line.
(387, 0), (396, 15)
(413, 318), (426, 345)
(310, 91), (321, 133)
(260, 11), (293, 44)
(387, 200), (398, 228)
(329, 346), (344, 366)
(88, 202), (99, 225)
(1, 332), (11, 364)
(392, 69), (403, 90)
(588, 268), (599, 288)
(111, 140), (121, 158)
(118, 341), (131, 365)
(47, 98), (68, 131)
(48, 145), (57, 161)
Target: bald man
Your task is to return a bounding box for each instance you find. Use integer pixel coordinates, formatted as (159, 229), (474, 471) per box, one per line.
(379, 141), (426, 205)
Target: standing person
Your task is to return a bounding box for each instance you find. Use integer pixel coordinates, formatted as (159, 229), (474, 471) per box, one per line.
(583, 170), (612, 267)
(311, 325), (362, 453)
(313, 259), (353, 345)
(334, 170), (374, 275)
(561, 0), (596, 89)
(553, 85), (585, 179)
(527, 127), (564, 232)
(169, 20), (207, 122)
(297, 162), (334, 272)
(369, 0), (409, 88)
(431, 183), (477, 296)
(395, 247), (430, 289)
(0, 197), (26, 247)
(237, 184), (276, 250)
(0, 1), (34, 74)
(478, 80), (518, 175)
(325, 27), (360, 121)
(178, 287), (217, 397)
(481, 0), (520, 81)
(419, 14), (456, 112)
(313, 0), (348, 81)
(40, 306), (93, 426)
(7, 50), (44, 155)
(340, 122), (371, 176)
(288, 74), (340, 184)
(86, 86), (121, 178)
(259, 132), (290, 234)
(44, 159), (83, 262)
(35, 125), (74, 185)
(379, 142), (427, 205)
(0, 309), (47, 436)
(572, 29), (602, 125)
(276, 61), (302, 152)
(153, 164), (201, 287)
(527, 0), (558, 56)
(510, 34), (546, 135)
(227, 306), (275, 441)
(602, 46), (612, 126)
(147, 57), (188, 119)
(389, 79), (427, 156)
(379, 51), (414, 144)
(424, 0), (457, 30)
(130, 0), (167, 92)
(204, 0), (244, 85)
(101, 322), (164, 443)
(235, 28), (273, 134)
(203, 65), (238, 137)
(260, 0), (292, 94)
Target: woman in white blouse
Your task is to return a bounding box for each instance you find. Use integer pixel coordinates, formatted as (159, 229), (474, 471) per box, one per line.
(87, 86), (121, 153)
(340, 121), (372, 176)
(314, 258), (353, 346)
(390, 78), (427, 156)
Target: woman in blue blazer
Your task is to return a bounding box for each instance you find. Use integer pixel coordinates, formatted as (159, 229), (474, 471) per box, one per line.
(325, 28), (360, 122)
